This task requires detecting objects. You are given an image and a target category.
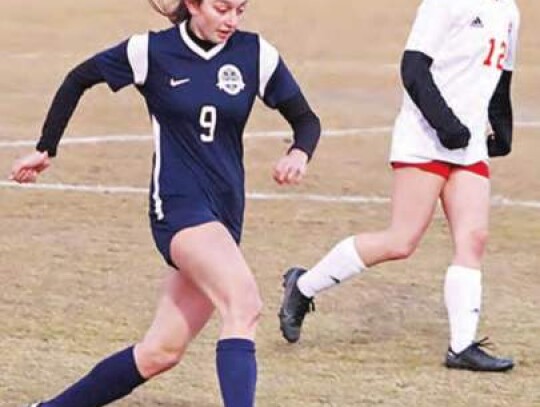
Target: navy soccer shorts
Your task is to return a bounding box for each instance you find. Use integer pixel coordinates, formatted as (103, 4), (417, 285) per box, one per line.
(150, 195), (242, 268)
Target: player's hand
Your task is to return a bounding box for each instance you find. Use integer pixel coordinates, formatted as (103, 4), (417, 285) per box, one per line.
(487, 132), (511, 157)
(273, 148), (308, 185)
(437, 123), (471, 150)
(9, 150), (51, 183)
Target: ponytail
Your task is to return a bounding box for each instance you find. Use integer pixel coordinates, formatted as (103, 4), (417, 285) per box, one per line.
(170, 3), (191, 23)
(147, 0), (193, 24)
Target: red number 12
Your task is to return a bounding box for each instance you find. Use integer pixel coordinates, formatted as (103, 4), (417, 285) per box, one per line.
(484, 38), (507, 70)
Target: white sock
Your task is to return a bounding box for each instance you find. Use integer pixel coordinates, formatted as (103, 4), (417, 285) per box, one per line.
(297, 236), (366, 298)
(444, 265), (482, 353)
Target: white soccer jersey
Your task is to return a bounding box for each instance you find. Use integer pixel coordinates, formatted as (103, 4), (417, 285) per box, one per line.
(391, 0), (520, 165)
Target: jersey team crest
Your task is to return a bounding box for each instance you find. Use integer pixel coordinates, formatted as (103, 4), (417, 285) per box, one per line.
(216, 64), (246, 95)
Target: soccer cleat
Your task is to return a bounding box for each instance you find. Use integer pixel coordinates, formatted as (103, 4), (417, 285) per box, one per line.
(25, 403), (42, 407)
(445, 338), (514, 372)
(278, 267), (315, 343)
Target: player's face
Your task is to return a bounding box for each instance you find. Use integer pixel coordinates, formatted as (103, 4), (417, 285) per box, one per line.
(188, 0), (248, 43)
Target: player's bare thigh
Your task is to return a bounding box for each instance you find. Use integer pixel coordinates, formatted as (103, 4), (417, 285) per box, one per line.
(169, 221), (262, 339)
(441, 165), (491, 268)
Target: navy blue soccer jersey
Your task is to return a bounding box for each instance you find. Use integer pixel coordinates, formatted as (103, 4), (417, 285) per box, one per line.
(94, 22), (301, 265)
(94, 21), (300, 231)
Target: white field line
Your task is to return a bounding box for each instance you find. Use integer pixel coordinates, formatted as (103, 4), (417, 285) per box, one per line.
(516, 121), (540, 128)
(0, 121), (537, 149)
(1, 180), (539, 210)
(0, 127), (391, 149)
(0, 134), (152, 149)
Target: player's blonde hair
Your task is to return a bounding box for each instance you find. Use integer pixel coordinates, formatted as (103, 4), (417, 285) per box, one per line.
(148, 0), (202, 24)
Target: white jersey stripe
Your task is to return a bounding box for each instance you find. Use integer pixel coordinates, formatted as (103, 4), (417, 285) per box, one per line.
(151, 116), (164, 220)
(258, 36), (279, 98)
(127, 34), (149, 85)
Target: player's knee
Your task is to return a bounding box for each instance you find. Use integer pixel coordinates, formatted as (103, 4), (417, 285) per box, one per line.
(136, 340), (183, 377)
(388, 234), (420, 260)
(222, 291), (263, 329)
(389, 244), (416, 260)
(457, 227), (489, 257)
(236, 294), (263, 328)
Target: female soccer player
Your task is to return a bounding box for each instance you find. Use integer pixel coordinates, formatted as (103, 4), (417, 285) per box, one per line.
(11, 0), (320, 406)
(279, 0), (519, 372)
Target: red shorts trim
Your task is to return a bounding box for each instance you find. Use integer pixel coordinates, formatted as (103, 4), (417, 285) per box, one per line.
(391, 160), (490, 179)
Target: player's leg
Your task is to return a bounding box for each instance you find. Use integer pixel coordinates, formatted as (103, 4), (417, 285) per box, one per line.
(134, 270), (215, 377)
(169, 221), (261, 407)
(279, 166), (446, 342)
(36, 270), (214, 407)
(441, 166), (513, 371)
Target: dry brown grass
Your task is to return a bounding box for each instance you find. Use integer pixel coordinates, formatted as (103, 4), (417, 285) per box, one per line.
(1, 0), (539, 406)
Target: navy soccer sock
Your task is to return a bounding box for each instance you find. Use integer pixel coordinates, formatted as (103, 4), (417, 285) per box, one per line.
(42, 346), (146, 407)
(216, 338), (257, 407)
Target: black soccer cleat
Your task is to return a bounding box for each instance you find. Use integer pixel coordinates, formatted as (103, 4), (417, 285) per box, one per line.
(278, 267), (314, 343)
(445, 338), (514, 372)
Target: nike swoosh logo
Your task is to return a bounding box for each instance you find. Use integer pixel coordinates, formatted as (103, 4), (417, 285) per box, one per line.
(170, 78), (191, 87)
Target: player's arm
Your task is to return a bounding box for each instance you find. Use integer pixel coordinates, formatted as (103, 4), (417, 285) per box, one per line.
(277, 92), (321, 161)
(37, 58), (106, 157)
(10, 57), (105, 183)
(402, 0), (469, 150)
(257, 35), (321, 184)
(10, 36), (142, 183)
(487, 71), (513, 157)
(273, 91), (321, 185)
(401, 51), (470, 151)
(487, 5), (519, 158)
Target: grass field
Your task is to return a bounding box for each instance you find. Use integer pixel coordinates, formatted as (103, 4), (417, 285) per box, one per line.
(1, 0), (539, 406)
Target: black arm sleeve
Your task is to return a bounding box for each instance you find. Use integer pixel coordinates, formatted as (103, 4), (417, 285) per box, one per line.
(487, 70), (513, 157)
(401, 50), (470, 150)
(36, 57), (106, 157)
(276, 92), (321, 160)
